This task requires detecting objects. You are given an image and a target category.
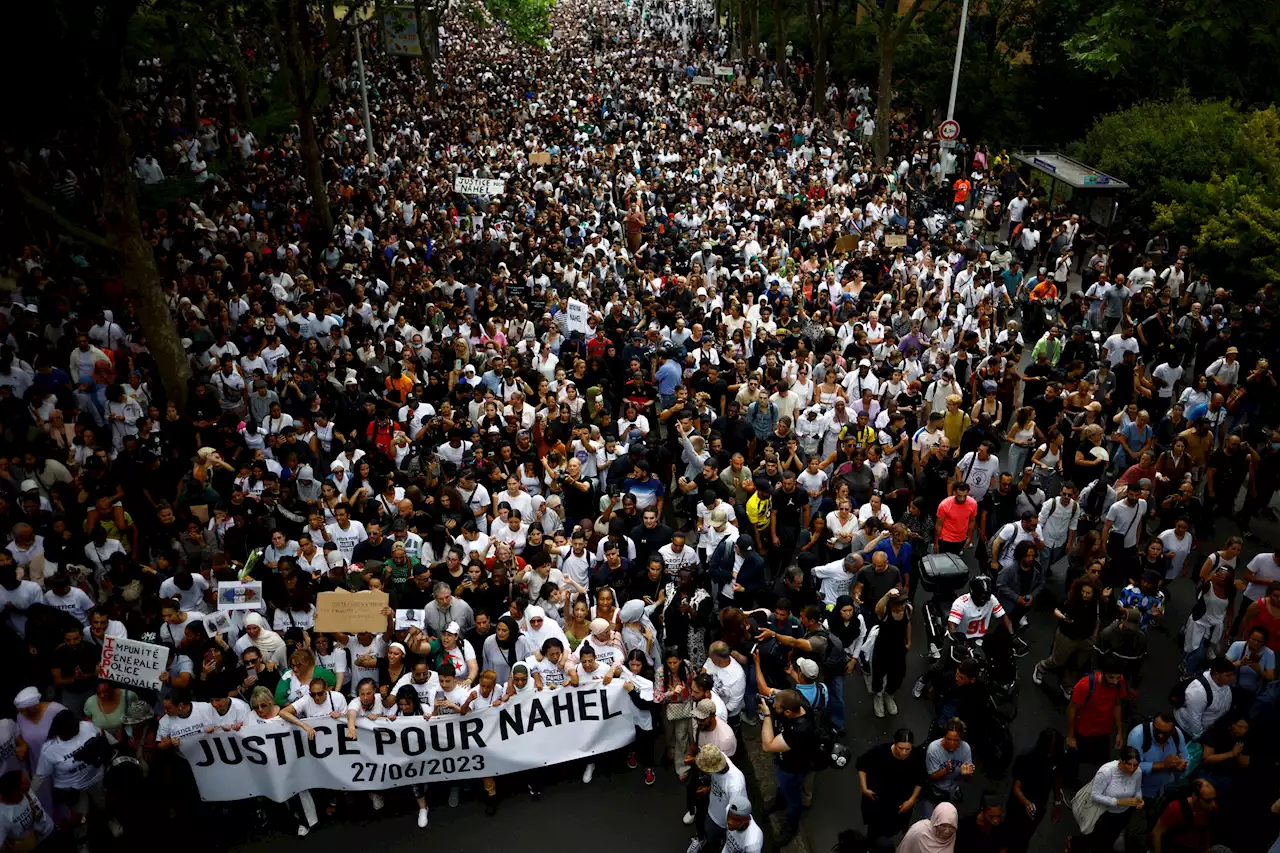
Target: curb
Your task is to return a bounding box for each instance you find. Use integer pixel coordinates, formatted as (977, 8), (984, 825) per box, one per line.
(739, 724), (813, 853)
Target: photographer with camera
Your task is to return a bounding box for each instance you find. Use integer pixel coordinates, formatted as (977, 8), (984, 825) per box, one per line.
(759, 690), (821, 848)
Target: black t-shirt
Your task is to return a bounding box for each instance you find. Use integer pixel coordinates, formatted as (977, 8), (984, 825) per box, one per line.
(955, 815), (1010, 853)
(692, 375), (729, 414)
(921, 456), (955, 506)
(855, 565), (901, 604)
(776, 711), (821, 773)
(1010, 746), (1061, 806)
(855, 742), (926, 805)
(774, 484), (807, 528)
(1209, 448), (1249, 486)
(980, 487), (1021, 535)
(1022, 362), (1052, 405)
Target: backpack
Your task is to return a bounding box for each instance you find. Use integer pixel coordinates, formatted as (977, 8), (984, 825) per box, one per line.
(1169, 673), (1212, 709)
(808, 628), (848, 679)
(798, 685), (846, 771)
(1138, 718), (1183, 753)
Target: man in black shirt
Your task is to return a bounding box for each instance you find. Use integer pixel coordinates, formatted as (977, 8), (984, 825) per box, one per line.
(1030, 384), (1065, 436)
(711, 400), (753, 458)
(977, 473), (1021, 566)
(1022, 350), (1053, 404)
(692, 365), (730, 416)
(760, 690), (820, 847)
(920, 443), (956, 509)
(1206, 434), (1259, 521)
(856, 733), (925, 847)
(629, 508), (674, 570)
(773, 471), (808, 556)
(955, 793), (1010, 853)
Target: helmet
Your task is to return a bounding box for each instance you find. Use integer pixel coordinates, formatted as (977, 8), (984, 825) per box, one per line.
(969, 576), (992, 606)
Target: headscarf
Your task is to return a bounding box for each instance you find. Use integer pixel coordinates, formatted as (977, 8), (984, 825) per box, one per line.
(244, 612), (288, 670)
(509, 662), (536, 696)
(496, 615), (523, 667)
(826, 594), (862, 649)
(524, 605), (568, 652)
(13, 687), (40, 710)
(619, 599), (658, 665)
(897, 803), (958, 853)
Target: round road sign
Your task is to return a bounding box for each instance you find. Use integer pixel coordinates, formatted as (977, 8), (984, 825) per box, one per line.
(939, 119), (960, 141)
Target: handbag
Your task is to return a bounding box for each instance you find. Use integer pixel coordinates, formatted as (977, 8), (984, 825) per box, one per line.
(666, 700), (694, 721)
(1071, 782), (1105, 834)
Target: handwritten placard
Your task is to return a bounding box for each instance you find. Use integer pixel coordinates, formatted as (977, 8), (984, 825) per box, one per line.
(98, 636), (167, 690)
(313, 590), (390, 633)
(884, 234), (908, 248)
(454, 176), (506, 196)
(530, 151), (552, 165)
(566, 298), (589, 335)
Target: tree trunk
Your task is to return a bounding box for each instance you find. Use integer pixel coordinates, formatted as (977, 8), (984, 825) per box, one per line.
(807, 0), (826, 113)
(418, 4), (439, 98)
(222, 8), (254, 122)
(773, 0), (785, 72)
(873, 33), (895, 164)
(100, 105), (191, 408)
(297, 106), (333, 235)
(749, 0), (760, 55)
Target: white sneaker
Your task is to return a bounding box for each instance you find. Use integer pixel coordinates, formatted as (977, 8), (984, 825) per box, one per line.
(873, 693), (885, 717)
(582, 762), (596, 784)
(682, 811), (697, 825)
(448, 786), (460, 808)
(1032, 663), (1045, 685)
(417, 807), (429, 828)
(297, 826), (310, 837)
(369, 792), (385, 811)
(884, 694), (898, 715)
(686, 837), (704, 853)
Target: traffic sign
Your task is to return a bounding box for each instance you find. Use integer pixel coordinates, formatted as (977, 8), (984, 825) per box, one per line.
(939, 119), (960, 141)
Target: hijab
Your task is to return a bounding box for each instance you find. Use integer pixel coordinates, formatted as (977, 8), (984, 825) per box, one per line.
(495, 615), (523, 667)
(244, 612), (288, 670)
(897, 803), (958, 853)
(826, 594), (862, 649)
(619, 599), (658, 665)
(509, 662), (537, 696)
(524, 605), (569, 652)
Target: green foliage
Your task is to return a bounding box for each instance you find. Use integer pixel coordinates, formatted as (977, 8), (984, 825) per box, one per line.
(486, 0), (553, 45)
(1064, 0), (1280, 107)
(1078, 100), (1280, 285)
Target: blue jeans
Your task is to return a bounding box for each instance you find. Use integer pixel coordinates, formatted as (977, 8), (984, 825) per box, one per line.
(1007, 444), (1031, 479)
(1042, 542), (1067, 576)
(774, 764), (806, 829)
(826, 675), (846, 731)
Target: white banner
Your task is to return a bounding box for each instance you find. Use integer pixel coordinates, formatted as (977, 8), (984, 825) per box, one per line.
(97, 636), (167, 690)
(181, 684), (635, 802)
(566, 298), (590, 334)
(454, 176), (506, 196)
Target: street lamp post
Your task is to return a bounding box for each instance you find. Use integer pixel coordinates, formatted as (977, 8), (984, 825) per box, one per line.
(942, 0), (970, 175)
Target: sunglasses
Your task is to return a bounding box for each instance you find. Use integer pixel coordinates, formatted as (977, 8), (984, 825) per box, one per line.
(310, 691), (327, 698)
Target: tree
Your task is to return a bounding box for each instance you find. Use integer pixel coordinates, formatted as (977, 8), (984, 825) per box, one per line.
(8, 0), (193, 406)
(1077, 99), (1280, 286)
(861, 0), (950, 164)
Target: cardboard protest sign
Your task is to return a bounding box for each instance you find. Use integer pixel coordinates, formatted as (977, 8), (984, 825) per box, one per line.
(835, 235), (860, 253)
(313, 590), (390, 633)
(884, 234), (908, 248)
(98, 636), (167, 690)
(529, 151), (552, 165)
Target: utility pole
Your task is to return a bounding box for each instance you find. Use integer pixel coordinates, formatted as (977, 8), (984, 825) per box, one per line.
(354, 24), (376, 163)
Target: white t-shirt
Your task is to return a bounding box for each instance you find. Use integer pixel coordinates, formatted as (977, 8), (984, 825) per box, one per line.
(433, 684), (471, 715)
(35, 721), (106, 790)
(956, 452), (1001, 501)
(530, 656), (571, 689)
(207, 698), (252, 729)
(441, 641), (477, 680)
(1244, 554), (1280, 601)
(0, 791), (54, 847)
(325, 520), (368, 560)
(289, 690), (349, 719)
(158, 575), (210, 612)
(347, 635), (385, 686)
(157, 702), (214, 741)
(703, 659), (747, 715)
(0, 581), (44, 637)
(0, 720), (20, 775)
(725, 819), (766, 853)
(812, 559), (855, 606)
(392, 674), (440, 713)
(708, 762), (749, 828)
(1158, 529), (1194, 580)
(557, 545), (595, 589)
(43, 587), (95, 626)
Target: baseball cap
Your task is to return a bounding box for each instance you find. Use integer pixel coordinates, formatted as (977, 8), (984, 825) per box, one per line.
(796, 658), (820, 679)
(445, 621), (461, 635)
(727, 796), (753, 817)
(692, 699), (717, 721)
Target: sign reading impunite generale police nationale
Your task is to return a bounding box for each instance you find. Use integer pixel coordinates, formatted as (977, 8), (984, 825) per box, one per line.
(181, 684), (636, 802)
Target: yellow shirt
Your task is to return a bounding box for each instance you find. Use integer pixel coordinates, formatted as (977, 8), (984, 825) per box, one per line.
(746, 493), (772, 531)
(943, 410), (971, 448)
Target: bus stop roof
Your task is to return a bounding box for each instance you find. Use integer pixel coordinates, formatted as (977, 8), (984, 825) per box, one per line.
(1011, 152), (1129, 190)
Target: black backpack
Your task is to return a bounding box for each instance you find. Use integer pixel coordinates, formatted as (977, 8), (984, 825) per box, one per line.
(808, 628), (848, 680)
(1169, 673), (1212, 709)
(1138, 718), (1184, 752)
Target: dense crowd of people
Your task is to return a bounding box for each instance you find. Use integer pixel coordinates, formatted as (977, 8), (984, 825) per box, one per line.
(2, 0), (1280, 851)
